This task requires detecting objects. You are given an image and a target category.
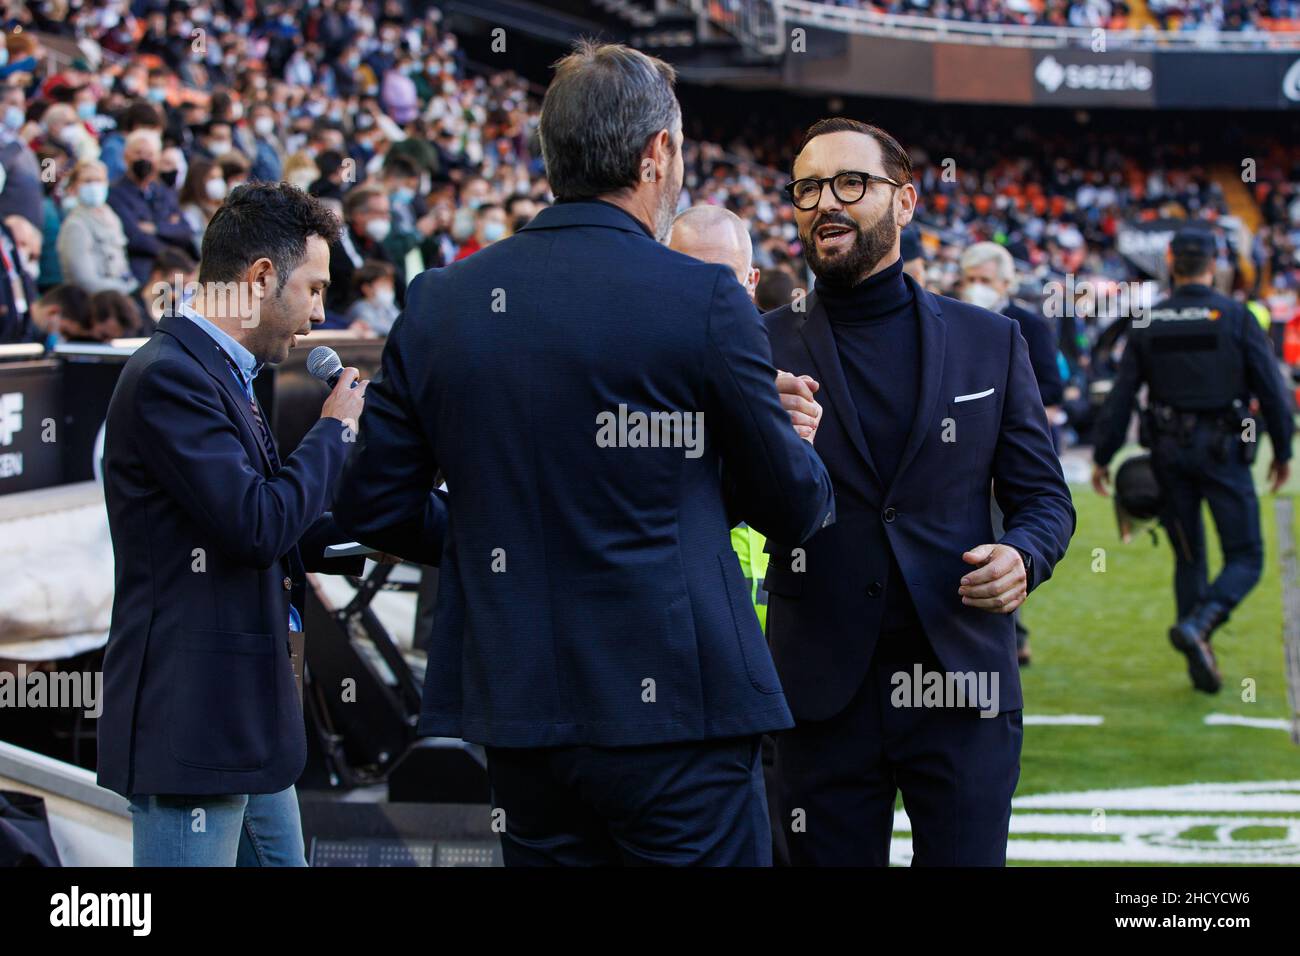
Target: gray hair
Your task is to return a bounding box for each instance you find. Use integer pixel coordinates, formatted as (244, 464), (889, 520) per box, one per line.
(539, 40), (681, 202)
(959, 241), (1016, 283)
(668, 205), (753, 276)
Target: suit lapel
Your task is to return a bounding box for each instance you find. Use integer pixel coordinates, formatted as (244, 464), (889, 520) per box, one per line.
(798, 293), (882, 491)
(887, 278), (946, 497)
(156, 314), (274, 473)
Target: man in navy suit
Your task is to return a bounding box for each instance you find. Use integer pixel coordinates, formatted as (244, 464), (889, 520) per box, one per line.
(335, 41), (835, 866)
(763, 119), (1075, 866)
(99, 183), (373, 866)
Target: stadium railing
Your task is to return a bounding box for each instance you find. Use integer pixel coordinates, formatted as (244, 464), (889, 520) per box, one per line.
(688, 0), (1300, 54)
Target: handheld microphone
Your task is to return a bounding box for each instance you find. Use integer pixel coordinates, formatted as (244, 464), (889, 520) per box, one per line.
(306, 346), (358, 389)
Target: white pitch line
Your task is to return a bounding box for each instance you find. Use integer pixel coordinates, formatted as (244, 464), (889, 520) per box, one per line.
(1204, 713), (1292, 731)
(1024, 714), (1104, 725)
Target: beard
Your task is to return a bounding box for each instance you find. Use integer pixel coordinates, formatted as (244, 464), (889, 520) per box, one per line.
(243, 292), (297, 366)
(802, 203), (897, 289)
(652, 166), (682, 243)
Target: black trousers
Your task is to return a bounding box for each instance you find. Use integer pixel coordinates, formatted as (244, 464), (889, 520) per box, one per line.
(1152, 426), (1263, 621)
(485, 734), (771, 866)
(775, 627), (1022, 866)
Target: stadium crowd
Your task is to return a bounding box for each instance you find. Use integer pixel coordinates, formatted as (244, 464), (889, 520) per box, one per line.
(0, 0), (1293, 451)
(815, 0), (1298, 31)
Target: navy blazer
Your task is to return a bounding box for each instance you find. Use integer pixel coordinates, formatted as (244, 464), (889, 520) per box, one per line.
(1004, 300), (1065, 407)
(762, 278), (1075, 719)
(335, 200), (836, 748)
(98, 314), (363, 797)
(107, 177), (197, 285)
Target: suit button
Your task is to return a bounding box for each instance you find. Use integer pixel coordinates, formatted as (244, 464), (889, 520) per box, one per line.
(882, 507), (896, 523)
(867, 581), (883, 597)
(283, 576), (293, 590)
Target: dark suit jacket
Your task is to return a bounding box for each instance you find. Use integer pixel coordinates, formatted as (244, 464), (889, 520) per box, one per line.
(1004, 300), (1065, 407)
(335, 200), (836, 749)
(762, 277), (1075, 719)
(107, 177), (197, 285)
(97, 313), (362, 796)
(0, 222), (36, 344)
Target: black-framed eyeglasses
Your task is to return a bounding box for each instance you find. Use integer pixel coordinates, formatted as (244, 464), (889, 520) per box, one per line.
(783, 171), (903, 210)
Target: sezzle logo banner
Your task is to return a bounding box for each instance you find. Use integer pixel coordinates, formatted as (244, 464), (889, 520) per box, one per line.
(1032, 52), (1155, 106)
(1283, 58), (1300, 102)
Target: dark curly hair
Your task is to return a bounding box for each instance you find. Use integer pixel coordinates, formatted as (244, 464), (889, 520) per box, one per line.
(198, 181), (341, 292)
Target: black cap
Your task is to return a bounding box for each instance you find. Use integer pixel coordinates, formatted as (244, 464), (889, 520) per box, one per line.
(900, 226), (923, 263)
(1114, 454), (1163, 522)
(1169, 226), (1216, 259)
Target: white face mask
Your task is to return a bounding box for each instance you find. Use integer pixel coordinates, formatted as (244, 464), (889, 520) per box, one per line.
(78, 181), (108, 207)
(364, 218), (391, 242)
(372, 285), (395, 307)
(961, 282), (1004, 312)
(253, 116), (276, 138)
(208, 139), (232, 157)
(205, 178), (228, 202)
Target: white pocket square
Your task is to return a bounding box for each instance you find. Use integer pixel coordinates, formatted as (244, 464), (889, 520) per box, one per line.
(953, 387), (995, 404)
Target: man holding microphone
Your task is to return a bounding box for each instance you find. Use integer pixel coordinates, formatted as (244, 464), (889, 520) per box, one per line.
(99, 182), (369, 867)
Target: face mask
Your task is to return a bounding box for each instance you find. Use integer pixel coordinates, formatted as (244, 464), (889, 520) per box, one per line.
(131, 158), (154, 181)
(357, 113), (374, 130)
(76, 102), (97, 121)
(451, 206), (474, 241)
(2, 105), (23, 131)
(159, 169), (179, 188)
(57, 124), (83, 147)
(207, 139), (231, 157)
(147, 87), (167, 103)
(78, 182), (108, 207)
(961, 282), (1003, 311)
(364, 218), (391, 242)
(482, 220), (506, 243)
(205, 178), (227, 202)
(372, 285), (395, 307)
(391, 187), (414, 206)
(254, 116), (276, 138)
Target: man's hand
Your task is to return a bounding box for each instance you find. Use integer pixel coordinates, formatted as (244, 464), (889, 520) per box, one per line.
(139, 221), (157, 234)
(321, 367), (368, 426)
(1269, 458), (1290, 494)
(775, 370), (822, 444)
(959, 544), (1027, 614)
(1091, 463), (1110, 497)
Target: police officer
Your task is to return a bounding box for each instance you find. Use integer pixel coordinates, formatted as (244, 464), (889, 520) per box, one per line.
(1092, 227), (1294, 693)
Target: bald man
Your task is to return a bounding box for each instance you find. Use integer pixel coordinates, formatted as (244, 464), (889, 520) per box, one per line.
(668, 203), (817, 867)
(109, 130), (197, 284)
(667, 204), (760, 301)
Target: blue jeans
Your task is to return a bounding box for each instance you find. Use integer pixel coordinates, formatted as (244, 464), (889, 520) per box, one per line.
(128, 786), (307, 867)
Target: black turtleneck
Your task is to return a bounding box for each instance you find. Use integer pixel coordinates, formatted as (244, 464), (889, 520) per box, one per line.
(817, 256), (919, 487)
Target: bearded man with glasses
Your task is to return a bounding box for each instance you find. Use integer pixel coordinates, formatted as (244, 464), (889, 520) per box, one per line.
(762, 118), (1076, 866)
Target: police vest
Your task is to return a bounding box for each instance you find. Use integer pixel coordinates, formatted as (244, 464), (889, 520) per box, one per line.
(1134, 291), (1246, 411)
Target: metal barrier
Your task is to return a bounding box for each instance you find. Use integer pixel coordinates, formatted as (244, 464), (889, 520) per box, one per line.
(689, 0), (1300, 54)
